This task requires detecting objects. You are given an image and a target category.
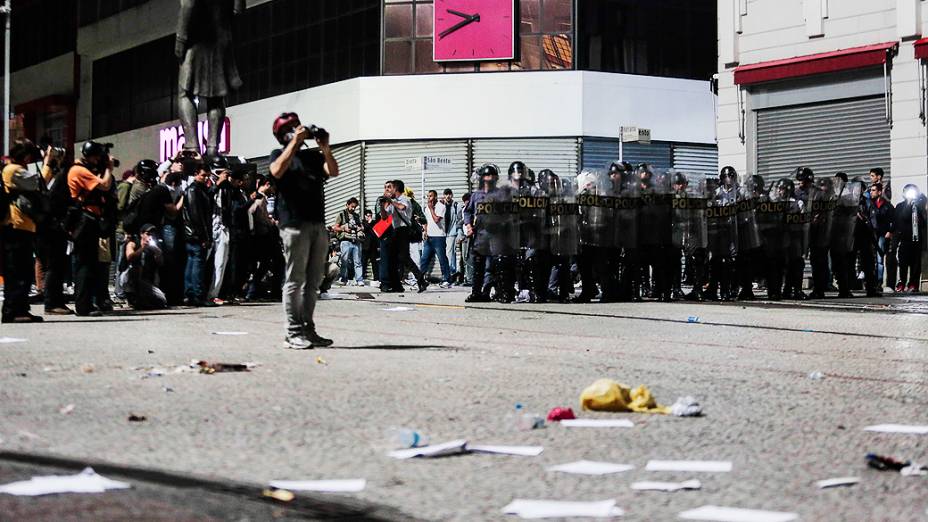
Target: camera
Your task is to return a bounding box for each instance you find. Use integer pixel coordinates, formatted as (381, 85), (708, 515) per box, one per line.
(101, 143), (120, 169)
(308, 125), (329, 142)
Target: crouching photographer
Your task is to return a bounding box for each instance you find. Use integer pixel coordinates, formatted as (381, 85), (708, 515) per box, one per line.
(66, 141), (116, 317)
(119, 223), (167, 310)
(1, 138), (54, 323)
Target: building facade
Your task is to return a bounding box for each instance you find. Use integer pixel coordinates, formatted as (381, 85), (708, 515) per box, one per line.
(7, 0), (717, 225)
(717, 0), (928, 200)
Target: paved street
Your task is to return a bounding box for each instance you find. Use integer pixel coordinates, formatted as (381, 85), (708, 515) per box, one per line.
(1, 289), (927, 521)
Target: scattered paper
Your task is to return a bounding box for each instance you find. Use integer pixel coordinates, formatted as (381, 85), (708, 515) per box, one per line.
(59, 404), (75, 415)
(0, 337), (27, 344)
(468, 445), (544, 457)
(816, 477), (859, 489)
(646, 460), (732, 473)
(678, 505), (798, 522)
(901, 464), (927, 477)
(560, 419), (634, 428)
(548, 461), (635, 476)
(268, 479), (366, 493)
(503, 499), (623, 519)
(383, 306), (414, 312)
(0, 467), (130, 496)
(863, 424), (928, 435)
(632, 480), (702, 492)
(671, 397), (703, 417)
(388, 439), (468, 459)
(262, 488), (294, 502)
(211, 331), (249, 336)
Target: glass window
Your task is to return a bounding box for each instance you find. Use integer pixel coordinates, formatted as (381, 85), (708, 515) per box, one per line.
(520, 0), (540, 34)
(415, 3), (434, 38)
(415, 39), (441, 73)
(542, 0), (572, 33)
(385, 4), (414, 38)
(384, 40), (413, 74)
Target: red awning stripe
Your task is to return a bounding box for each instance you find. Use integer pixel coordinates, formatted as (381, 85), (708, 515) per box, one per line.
(734, 42), (898, 86)
(915, 37), (928, 60)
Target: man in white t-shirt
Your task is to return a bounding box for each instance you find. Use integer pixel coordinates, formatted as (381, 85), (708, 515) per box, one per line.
(418, 190), (452, 287)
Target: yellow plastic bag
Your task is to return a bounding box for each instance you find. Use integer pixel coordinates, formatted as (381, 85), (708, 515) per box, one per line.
(580, 379), (670, 414)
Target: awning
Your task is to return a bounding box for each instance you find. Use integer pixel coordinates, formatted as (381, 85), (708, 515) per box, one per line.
(915, 37), (928, 60)
(734, 42), (898, 85)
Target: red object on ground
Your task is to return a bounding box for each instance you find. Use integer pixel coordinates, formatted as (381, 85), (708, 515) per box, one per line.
(373, 215), (393, 238)
(547, 407), (577, 422)
(733, 41), (897, 86)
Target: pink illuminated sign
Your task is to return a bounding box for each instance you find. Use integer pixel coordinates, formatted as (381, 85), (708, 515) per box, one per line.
(159, 117), (231, 162)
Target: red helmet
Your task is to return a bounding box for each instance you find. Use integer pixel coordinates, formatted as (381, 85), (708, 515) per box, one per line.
(272, 112), (300, 144)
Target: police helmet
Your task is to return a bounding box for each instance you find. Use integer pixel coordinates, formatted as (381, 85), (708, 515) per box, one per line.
(537, 169), (559, 191)
(636, 163), (653, 177)
(135, 159), (160, 184)
(720, 165), (738, 181)
(525, 168), (536, 185)
(81, 141), (107, 159)
(751, 175), (766, 192)
(777, 178), (795, 194)
(672, 171), (688, 186)
(508, 161), (528, 180)
(794, 166), (814, 182)
(208, 155), (231, 175)
(608, 162), (624, 176)
(478, 163), (500, 179)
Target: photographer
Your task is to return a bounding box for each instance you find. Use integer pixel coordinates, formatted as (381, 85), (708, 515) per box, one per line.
(182, 160), (216, 307)
(119, 224), (167, 310)
(37, 145), (74, 315)
(269, 112), (339, 349)
(67, 141), (116, 317)
(161, 157), (190, 306)
(245, 175), (280, 301)
(334, 197), (364, 286)
(206, 157), (233, 304)
(1, 139), (54, 323)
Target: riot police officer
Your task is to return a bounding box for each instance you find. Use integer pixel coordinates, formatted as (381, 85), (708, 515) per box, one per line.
(706, 166), (739, 301)
(540, 169), (578, 302)
(463, 164), (518, 303)
(671, 171), (709, 301)
(785, 167), (814, 299)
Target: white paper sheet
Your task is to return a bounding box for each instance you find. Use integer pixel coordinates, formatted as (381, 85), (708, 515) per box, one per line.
(647, 460), (732, 473)
(547, 461), (635, 476)
(468, 445), (544, 457)
(631, 480), (702, 492)
(678, 505), (798, 522)
(267, 479), (366, 493)
(211, 331), (249, 336)
(816, 476), (859, 489)
(0, 467), (131, 496)
(559, 419), (635, 428)
(862, 424), (928, 435)
(0, 337), (27, 344)
(383, 306), (414, 312)
(502, 499), (623, 519)
(387, 439), (468, 459)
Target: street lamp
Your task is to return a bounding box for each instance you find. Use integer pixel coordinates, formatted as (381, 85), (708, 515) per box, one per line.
(1, 0), (9, 157)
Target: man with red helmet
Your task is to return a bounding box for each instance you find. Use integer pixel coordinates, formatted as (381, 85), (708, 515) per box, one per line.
(268, 112), (340, 349)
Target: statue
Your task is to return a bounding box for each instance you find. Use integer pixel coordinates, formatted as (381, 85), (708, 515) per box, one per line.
(175, 0), (245, 159)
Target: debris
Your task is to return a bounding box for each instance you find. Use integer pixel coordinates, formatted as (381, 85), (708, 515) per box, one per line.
(502, 499), (623, 519)
(268, 479), (366, 493)
(631, 480), (701, 492)
(687, 316), (700, 323)
(560, 419), (634, 428)
(16, 373), (26, 377)
(262, 488), (294, 502)
(143, 369), (165, 379)
(547, 461), (635, 476)
(147, 350), (154, 354)
(546, 407), (576, 422)
(671, 396), (703, 417)
(59, 404), (75, 415)
(316, 356), (328, 366)
(127, 414), (147, 422)
(816, 477), (859, 489)
(808, 371), (824, 380)
(80, 364), (95, 374)
(387, 427), (430, 449)
(866, 453), (909, 471)
(0, 467), (130, 496)
(388, 439), (467, 459)
(211, 331), (249, 336)
(678, 505), (798, 522)
(0, 337), (27, 344)
(645, 460), (732, 473)
(468, 445), (544, 457)
(162, 386), (174, 393)
(863, 424), (928, 435)
(511, 404), (545, 431)
(383, 306), (413, 312)
(195, 360), (252, 374)
(580, 379), (670, 414)
(901, 464), (927, 476)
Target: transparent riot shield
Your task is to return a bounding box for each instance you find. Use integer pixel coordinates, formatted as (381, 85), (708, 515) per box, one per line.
(614, 173), (639, 250)
(809, 178), (836, 249)
(757, 182), (787, 257)
(639, 170), (674, 247)
(785, 188), (811, 260)
(548, 176), (580, 257)
(474, 186), (520, 257)
(672, 174), (708, 252)
(577, 168), (614, 248)
(515, 183), (546, 250)
(707, 179), (740, 258)
(830, 180), (862, 254)
(736, 177), (762, 252)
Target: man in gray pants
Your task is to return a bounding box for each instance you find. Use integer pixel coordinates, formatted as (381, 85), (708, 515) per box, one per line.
(269, 112), (340, 349)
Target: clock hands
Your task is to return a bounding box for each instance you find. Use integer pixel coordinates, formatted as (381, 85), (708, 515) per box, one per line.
(439, 9), (480, 40)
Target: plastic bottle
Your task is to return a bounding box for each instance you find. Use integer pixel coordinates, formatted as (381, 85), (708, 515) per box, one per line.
(387, 427), (429, 449)
(511, 403), (545, 431)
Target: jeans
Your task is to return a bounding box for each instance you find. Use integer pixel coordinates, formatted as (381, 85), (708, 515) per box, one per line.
(184, 242), (208, 302)
(1, 227), (35, 318)
(280, 221), (328, 337)
(461, 235), (474, 285)
(392, 227), (425, 286)
(38, 229), (69, 310)
(876, 236), (887, 286)
(378, 233), (394, 288)
(72, 220), (101, 316)
(161, 223), (186, 306)
(419, 236), (451, 282)
(208, 225), (231, 299)
(339, 240), (363, 282)
(446, 234), (458, 274)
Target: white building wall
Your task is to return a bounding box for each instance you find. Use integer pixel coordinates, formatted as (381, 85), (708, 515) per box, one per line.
(4, 53), (74, 106)
(717, 0), (928, 202)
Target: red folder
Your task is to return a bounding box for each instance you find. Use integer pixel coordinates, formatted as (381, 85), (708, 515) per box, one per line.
(373, 215), (393, 238)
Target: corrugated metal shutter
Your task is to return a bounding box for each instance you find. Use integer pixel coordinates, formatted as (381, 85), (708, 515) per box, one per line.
(324, 143), (363, 225)
(249, 155), (270, 179)
(672, 144), (719, 176)
(756, 96), (890, 180)
(581, 138), (620, 171)
(472, 138), (579, 177)
(620, 142), (672, 172)
(363, 140), (470, 211)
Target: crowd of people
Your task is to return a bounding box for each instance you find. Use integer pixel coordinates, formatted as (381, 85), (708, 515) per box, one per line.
(2, 119), (925, 341)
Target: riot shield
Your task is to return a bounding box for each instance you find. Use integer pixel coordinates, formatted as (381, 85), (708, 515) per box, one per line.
(639, 170), (674, 247)
(514, 183), (546, 250)
(756, 182), (787, 257)
(473, 186), (520, 257)
(547, 176), (580, 257)
(736, 177), (762, 252)
(672, 173), (708, 252)
(707, 180), (739, 258)
(614, 173), (639, 250)
(785, 188), (811, 260)
(809, 179), (836, 249)
(577, 168), (614, 248)
(830, 180), (861, 254)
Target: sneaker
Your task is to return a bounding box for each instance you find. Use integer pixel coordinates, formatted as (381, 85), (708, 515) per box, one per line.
(370, 280), (381, 288)
(895, 283), (905, 293)
(305, 329), (334, 347)
(336, 280), (348, 287)
(465, 293), (491, 303)
(354, 280), (365, 287)
(439, 281), (451, 289)
(211, 298), (226, 306)
(515, 289), (532, 303)
(45, 306), (74, 315)
(417, 281), (429, 293)
(283, 335), (313, 350)
(1, 313), (44, 323)
(906, 284), (918, 293)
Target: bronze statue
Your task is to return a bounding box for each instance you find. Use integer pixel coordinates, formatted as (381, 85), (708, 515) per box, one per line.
(175, 0), (245, 159)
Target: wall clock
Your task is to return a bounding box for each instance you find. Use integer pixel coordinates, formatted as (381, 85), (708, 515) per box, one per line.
(433, 0), (516, 62)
